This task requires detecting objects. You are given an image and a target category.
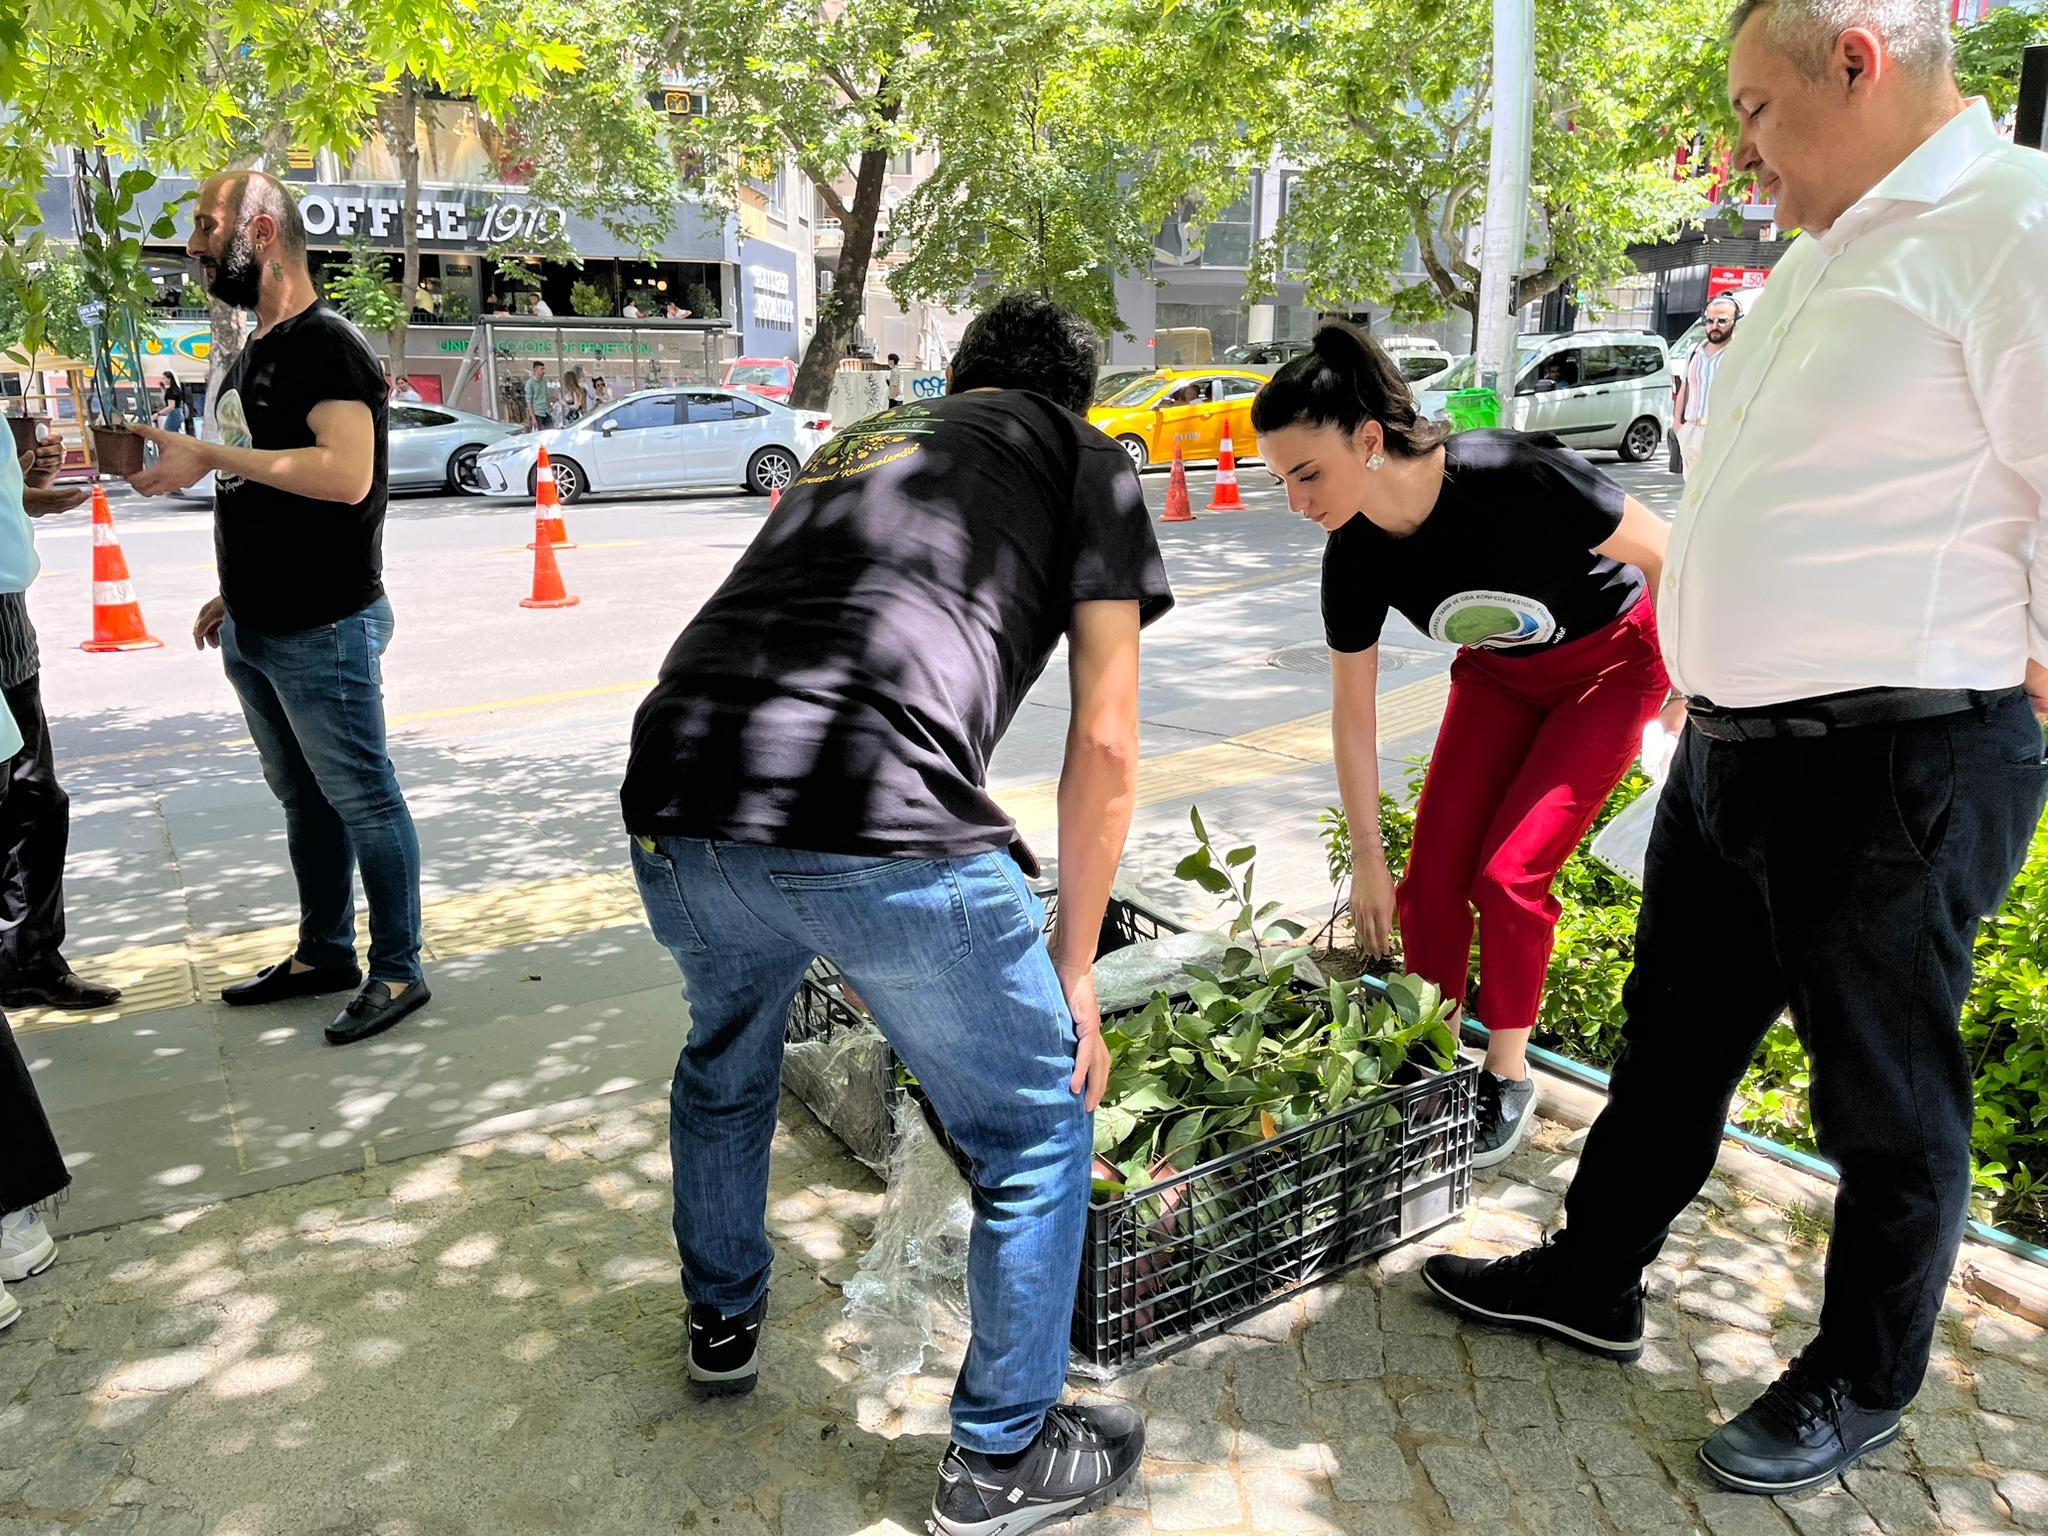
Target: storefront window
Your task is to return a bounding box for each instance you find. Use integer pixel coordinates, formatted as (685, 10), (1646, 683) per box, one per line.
(1156, 303), (1251, 353)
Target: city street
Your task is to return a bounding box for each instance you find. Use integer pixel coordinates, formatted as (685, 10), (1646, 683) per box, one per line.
(24, 453), (1683, 1233)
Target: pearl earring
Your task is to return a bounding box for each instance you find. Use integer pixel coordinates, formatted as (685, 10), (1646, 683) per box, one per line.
(1367, 452), (1387, 471)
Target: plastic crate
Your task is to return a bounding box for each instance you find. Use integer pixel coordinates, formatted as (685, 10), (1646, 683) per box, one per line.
(1073, 1048), (1476, 1376)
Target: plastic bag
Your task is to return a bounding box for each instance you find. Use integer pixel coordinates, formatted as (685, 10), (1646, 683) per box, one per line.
(1590, 779), (1662, 891)
(1091, 928), (1235, 1015)
(781, 1019), (895, 1175)
(842, 1095), (974, 1380)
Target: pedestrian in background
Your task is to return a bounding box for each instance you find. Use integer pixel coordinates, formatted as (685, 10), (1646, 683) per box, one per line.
(1255, 323), (1675, 1170)
(0, 438), (121, 1015)
(559, 368), (588, 425)
(1673, 294), (1740, 474)
(529, 294), (553, 319)
(126, 168), (431, 1048)
(156, 372), (194, 436)
(524, 362), (552, 432)
(622, 293), (1171, 1533)
(392, 376), (423, 404)
(590, 374), (612, 408)
(1424, 0), (2048, 1496)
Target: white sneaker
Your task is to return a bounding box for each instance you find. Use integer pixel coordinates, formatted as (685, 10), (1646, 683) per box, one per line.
(0, 1277), (19, 1331)
(0, 1209), (55, 1282)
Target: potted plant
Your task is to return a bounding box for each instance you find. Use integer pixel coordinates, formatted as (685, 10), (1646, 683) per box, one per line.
(568, 280), (612, 319)
(71, 167), (180, 477)
(0, 235), (92, 457)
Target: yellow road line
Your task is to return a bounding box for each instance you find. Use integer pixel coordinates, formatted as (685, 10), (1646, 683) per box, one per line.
(1175, 565), (1318, 600)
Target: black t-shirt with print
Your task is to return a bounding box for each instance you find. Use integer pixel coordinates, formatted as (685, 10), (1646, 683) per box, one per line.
(212, 302), (389, 633)
(621, 390), (1175, 871)
(1322, 430), (1639, 656)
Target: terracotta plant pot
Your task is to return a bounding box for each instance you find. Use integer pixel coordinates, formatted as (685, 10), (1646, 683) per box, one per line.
(5, 414), (49, 456)
(91, 424), (148, 478)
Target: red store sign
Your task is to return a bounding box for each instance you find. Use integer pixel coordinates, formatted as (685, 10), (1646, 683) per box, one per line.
(1708, 266), (1770, 296)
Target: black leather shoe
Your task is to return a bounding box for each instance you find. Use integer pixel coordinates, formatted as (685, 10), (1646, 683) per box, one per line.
(1698, 1356), (1902, 1495)
(326, 981), (431, 1045)
(1421, 1242), (1646, 1361)
(0, 971), (123, 1011)
(223, 958), (363, 1007)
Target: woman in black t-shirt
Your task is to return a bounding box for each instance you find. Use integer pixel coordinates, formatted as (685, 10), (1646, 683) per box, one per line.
(1253, 323), (1677, 1169)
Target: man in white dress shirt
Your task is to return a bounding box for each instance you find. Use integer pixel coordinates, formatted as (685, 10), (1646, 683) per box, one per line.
(1422, 0), (2048, 1497)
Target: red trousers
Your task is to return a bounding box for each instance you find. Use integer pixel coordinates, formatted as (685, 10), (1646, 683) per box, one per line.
(1396, 595), (1670, 1035)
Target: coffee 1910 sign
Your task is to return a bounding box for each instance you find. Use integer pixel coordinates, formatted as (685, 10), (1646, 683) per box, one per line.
(292, 186), (567, 251)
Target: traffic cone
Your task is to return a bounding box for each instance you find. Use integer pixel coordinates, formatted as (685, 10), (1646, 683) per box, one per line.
(768, 483), (782, 511)
(81, 487), (164, 652)
(519, 511), (579, 610)
(1207, 432), (1245, 511)
(1161, 446), (1196, 522)
(525, 444), (574, 550)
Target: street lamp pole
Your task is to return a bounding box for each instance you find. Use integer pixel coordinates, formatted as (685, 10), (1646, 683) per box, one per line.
(1474, 0), (1536, 399)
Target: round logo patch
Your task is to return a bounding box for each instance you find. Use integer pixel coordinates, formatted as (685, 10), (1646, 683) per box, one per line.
(1428, 590), (1559, 650)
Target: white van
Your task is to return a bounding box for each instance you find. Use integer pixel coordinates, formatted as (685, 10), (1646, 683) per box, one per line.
(1414, 330), (1673, 462)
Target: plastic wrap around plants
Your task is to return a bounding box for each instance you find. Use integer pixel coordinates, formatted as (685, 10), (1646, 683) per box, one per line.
(1090, 928), (1235, 1016)
(842, 1095), (974, 1380)
(780, 1018), (895, 1175)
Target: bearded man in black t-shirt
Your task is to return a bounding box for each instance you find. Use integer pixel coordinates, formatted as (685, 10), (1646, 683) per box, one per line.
(621, 295), (1173, 1533)
(127, 170), (428, 1048)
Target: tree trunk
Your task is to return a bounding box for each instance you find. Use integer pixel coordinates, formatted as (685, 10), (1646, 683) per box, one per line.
(790, 143), (892, 413)
(384, 73), (423, 382)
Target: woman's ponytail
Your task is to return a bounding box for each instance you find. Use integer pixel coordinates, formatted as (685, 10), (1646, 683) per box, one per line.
(1249, 320), (1451, 458)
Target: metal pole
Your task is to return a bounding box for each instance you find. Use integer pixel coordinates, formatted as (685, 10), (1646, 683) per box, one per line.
(2017, 44), (2047, 151)
(1474, 0), (1536, 398)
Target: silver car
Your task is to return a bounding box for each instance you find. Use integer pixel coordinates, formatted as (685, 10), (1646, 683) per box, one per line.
(387, 402), (527, 492)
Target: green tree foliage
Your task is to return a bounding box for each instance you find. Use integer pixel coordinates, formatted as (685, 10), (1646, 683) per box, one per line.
(1241, 0), (1730, 341)
(1955, 1), (2048, 116)
(329, 239), (407, 334)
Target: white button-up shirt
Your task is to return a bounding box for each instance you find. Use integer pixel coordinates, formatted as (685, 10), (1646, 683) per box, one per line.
(1661, 101), (2048, 708)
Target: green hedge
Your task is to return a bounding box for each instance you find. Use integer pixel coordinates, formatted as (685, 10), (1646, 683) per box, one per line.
(1349, 769), (2048, 1243)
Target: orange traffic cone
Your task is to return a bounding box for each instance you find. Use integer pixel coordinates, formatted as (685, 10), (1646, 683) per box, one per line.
(525, 444), (574, 550)
(1207, 432), (1245, 511)
(519, 511), (579, 609)
(1161, 446), (1196, 522)
(768, 483), (782, 512)
(81, 487), (164, 652)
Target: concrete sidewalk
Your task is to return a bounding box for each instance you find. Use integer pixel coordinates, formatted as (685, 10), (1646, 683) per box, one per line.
(5, 1094), (2046, 1536)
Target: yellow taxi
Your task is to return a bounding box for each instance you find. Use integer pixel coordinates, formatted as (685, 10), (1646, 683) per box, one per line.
(1087, 367), (1268, 472)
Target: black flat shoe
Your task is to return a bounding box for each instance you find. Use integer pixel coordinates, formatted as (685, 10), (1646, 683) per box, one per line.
(326, 981), (432, 1046)
(0, 971), (124, 1011)
(1698, 1356), (1902, 1495)
(223, 958), (364, 1007)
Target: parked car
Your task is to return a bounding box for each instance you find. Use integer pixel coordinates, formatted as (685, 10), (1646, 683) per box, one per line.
(1414, 331), (1672, 462)
(721, 356), (797, 403)
(1087, 367), (1269, 471)
(470, 387), (832, 501)
(389, 402), (529, 492)
(1380, 335), (1456, 383)
(173, 399), (524, 501)
(1220, 339), (1313, 367)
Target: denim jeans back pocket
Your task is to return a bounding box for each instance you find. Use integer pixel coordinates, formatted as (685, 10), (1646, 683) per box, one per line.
(629, 835), (710, 954)
(769, 857), (973, 986)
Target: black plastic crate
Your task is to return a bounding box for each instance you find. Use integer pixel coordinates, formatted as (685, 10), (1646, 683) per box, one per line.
(1073, 1046), (1476, 1375)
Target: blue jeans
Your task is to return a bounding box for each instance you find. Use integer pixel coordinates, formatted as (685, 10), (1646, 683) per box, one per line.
(221, 598), (424, 986)
(630, 836), (1091, 1454)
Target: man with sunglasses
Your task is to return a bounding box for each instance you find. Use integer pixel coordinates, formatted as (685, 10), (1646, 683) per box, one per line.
(1672, 294), (1740, 476)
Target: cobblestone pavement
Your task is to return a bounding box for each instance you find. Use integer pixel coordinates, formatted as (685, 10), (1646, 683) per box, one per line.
(4, 1096), (2046, 1536)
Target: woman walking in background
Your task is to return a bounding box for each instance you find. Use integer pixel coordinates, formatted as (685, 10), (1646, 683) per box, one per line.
(1253, 323), (1677, 1168)
(560, 367), (589, 425)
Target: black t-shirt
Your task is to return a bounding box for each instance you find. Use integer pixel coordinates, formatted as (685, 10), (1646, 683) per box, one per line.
(1322, 430), (1640, 655)
(162, 382), (188, 408)
(212, 302), (389, 633)
(621, 391), (1175, 870)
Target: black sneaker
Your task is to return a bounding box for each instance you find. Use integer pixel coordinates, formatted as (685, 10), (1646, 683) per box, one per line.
(1698, 1356), (1902, 1495)
(1472, 1070), (1537, 1169)
(1421, 1242), (1645, 1361)
(687, 1290), (767, 1397)
(929, 1402), (1145, 1536)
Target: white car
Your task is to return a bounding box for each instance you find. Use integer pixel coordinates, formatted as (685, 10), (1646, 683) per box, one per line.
(471, 387), (833, 502)
(1380, 335), (1456, 384)
(1415, 331), (1672, 462)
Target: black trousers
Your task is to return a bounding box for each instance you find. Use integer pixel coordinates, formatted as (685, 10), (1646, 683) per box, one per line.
(1559, 690), (2048, 1408)
(0, 1011), (67, 1213)
(0, 673), (72, 984)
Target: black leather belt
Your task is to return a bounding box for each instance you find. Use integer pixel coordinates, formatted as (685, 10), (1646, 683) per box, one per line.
(1686, 686), (2021, 742)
